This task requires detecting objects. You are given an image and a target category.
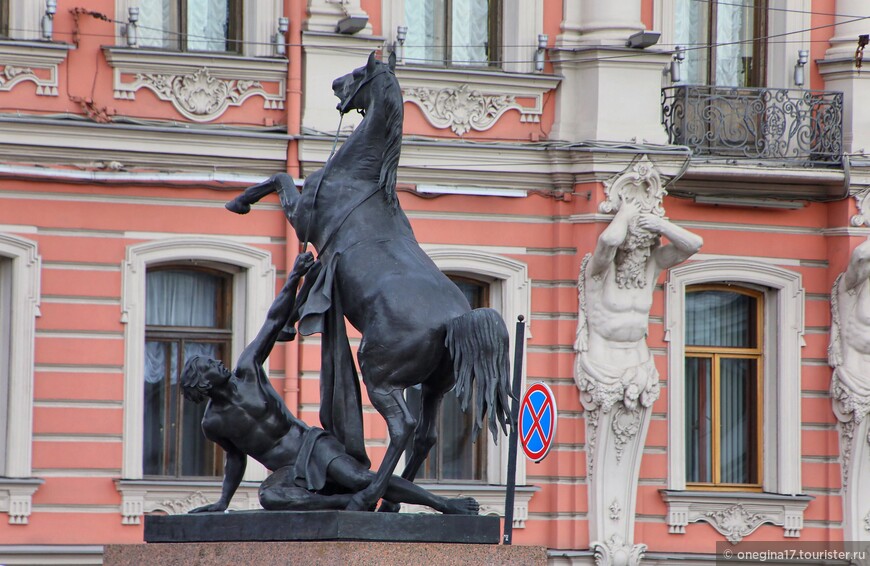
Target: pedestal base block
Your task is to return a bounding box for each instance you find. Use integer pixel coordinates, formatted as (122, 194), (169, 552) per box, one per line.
(104, 541), (547, 566)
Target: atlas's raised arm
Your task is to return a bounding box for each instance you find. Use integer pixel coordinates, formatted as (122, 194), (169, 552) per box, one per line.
(639, 215), (703, 270)
(242, 252), (315, 369)
(589, 200), (640, 277)
(843, 238), (870, 292)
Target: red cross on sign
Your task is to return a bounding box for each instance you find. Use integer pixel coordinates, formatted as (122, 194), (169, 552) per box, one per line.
(519, 382), (558, 463)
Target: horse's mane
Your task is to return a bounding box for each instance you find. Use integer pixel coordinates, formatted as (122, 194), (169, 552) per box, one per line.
(376, 69), (403, 210)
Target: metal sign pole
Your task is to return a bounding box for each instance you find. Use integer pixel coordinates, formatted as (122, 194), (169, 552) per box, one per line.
(502, 315), (525, 545)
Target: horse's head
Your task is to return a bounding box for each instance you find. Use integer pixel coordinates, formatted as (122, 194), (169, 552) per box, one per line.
(333, 51), (397, 115)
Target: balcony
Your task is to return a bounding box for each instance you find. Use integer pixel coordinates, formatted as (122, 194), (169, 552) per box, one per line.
(661, 85), (843, 168)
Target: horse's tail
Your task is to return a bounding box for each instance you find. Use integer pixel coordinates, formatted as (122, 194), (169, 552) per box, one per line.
(445, 308), (515, 443)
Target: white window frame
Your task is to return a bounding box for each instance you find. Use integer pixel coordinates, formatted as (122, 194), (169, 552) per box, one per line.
(117, 237), (275, 524)
(0, 234), (42, 525)
(416, 245), (536, 527)
(382, 0), (544, 74)
(655, 0), (811, 89)
(115, 0), (282, 58)
(662, 258), (810, 540)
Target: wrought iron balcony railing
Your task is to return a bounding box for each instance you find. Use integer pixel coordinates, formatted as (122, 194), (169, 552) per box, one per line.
(661, 85), (843, 167)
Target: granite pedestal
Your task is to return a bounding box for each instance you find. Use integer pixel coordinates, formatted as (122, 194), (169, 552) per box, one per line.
(104, 511), (547, 565)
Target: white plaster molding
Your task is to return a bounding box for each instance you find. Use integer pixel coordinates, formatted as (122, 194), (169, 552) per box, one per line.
(661, 491), (813, 543)
(0, 41), (73, 96)
(399, 67), (560, 136)
(103, 48), (288, 122)
(0, 478), (43, 525)
(120, 238), (275, 494)
(114, 0), (283, 58)
(665, 259), (805, 495)
(852, 189), (870, 227)
(382, 0), (543, 74)
(0, 234), (41, 486)
(399, 485), (537, 529)
(0, 115), (289, 175)
(600, 155), (666, 216)
(115, 480), (261, 525)
(304, 0), (372, 34)
(421, 246), (531, 488)
(590, 535), (646, 566)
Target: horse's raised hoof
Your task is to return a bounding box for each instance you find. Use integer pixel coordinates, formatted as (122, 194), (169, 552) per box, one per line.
(443, 497), (479, 516)
(225, 198), (251, 215)
(377, 500), (400, 513)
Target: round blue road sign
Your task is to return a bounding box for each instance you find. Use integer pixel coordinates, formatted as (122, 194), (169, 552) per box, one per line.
(519, 382), (558, 463)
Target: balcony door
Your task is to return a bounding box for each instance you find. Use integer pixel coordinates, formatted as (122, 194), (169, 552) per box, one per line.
(675, 0), (767, 88)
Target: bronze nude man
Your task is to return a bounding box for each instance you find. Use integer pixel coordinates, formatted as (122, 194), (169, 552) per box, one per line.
(181, 252), (479, 515)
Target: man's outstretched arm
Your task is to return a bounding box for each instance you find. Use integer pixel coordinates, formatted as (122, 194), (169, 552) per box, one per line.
(241, 252), (315, 370)
(189, 443), (247, 513)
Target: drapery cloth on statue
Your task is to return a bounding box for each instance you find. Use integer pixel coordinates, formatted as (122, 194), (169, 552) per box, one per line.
(281, 253), (371, 469)
(575, 352), (660, 412)
(292, 426), (349, 491)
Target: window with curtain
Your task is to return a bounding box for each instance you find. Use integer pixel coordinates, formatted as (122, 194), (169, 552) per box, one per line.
(406, 276), (488, 482)
(137, 0), (240, 53)
(143, 267), (231, 477)
(685, 285), (763, 489)
(404, 0), (501, 67)
(674, 0), (767, 86)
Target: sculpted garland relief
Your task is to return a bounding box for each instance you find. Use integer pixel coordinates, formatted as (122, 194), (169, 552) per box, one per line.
(575, 157), (703, 565)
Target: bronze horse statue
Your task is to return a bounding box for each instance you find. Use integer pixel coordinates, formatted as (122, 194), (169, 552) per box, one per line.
(226, 51), (513, 512)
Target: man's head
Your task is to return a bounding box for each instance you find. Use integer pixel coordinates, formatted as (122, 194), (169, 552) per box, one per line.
(614, 216), (660, 289)
(181, 355), (232, 403)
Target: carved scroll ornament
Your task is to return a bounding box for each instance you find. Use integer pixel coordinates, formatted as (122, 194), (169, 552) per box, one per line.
(403, 84), (539, 136)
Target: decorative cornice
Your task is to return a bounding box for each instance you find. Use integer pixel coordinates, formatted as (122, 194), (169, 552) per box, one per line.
(115, 480), (260, 525)
(661, 491), (813, 543)
(103, 48), (287, 122)
(0, 41), (73, 96)
(397, 66), (559, 137)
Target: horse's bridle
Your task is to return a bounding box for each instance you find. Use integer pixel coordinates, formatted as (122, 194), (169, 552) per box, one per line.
(300, 63), (393, 253)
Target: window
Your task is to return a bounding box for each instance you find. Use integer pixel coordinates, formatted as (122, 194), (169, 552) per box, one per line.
(143, 267), (232, 478)
(662, 260), (811, 541)
(406, 276), (488, 482)
(138, 0), (241, 53)
(118, 238), (275, 525)
(674, 0), (767, 86)
(404, 0), (501, 67)
(0, 0), (9, 37)
(685, 286), (762, 489)
(0, 235), (41, 525)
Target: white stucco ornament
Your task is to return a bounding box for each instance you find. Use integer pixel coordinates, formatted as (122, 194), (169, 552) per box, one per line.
(576, 155), (703, 564)
(829, 237), (870, 543)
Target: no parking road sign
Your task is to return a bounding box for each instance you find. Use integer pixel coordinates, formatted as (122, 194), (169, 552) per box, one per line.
(519, 382), (558, 462)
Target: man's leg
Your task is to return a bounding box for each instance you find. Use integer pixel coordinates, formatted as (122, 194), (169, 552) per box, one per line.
(259, 466), (351, 511)
(326, 455), (479, 515)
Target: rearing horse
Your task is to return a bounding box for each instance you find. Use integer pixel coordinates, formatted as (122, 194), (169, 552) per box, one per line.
(226, 51), (513, 512)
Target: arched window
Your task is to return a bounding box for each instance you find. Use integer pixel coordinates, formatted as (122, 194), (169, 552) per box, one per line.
(143, 266), (233, 478)
(406, 276), (489, 482)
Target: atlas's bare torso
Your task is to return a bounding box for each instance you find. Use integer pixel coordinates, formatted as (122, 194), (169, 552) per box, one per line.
(839, 278), (870, 366)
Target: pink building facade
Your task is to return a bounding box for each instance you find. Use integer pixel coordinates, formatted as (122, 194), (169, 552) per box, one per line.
(0, 0), (868, 563)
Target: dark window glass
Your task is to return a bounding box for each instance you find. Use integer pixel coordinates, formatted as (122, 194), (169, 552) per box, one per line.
(138, 0), (241, 53)
(685, 286), (762, 487)
(143, 267), (231, 477)
(404, 0), (501, 67)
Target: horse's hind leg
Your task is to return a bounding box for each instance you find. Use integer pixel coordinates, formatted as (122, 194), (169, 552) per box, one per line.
(346, 387), (416, 512)
(378, 383), (446, 513)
